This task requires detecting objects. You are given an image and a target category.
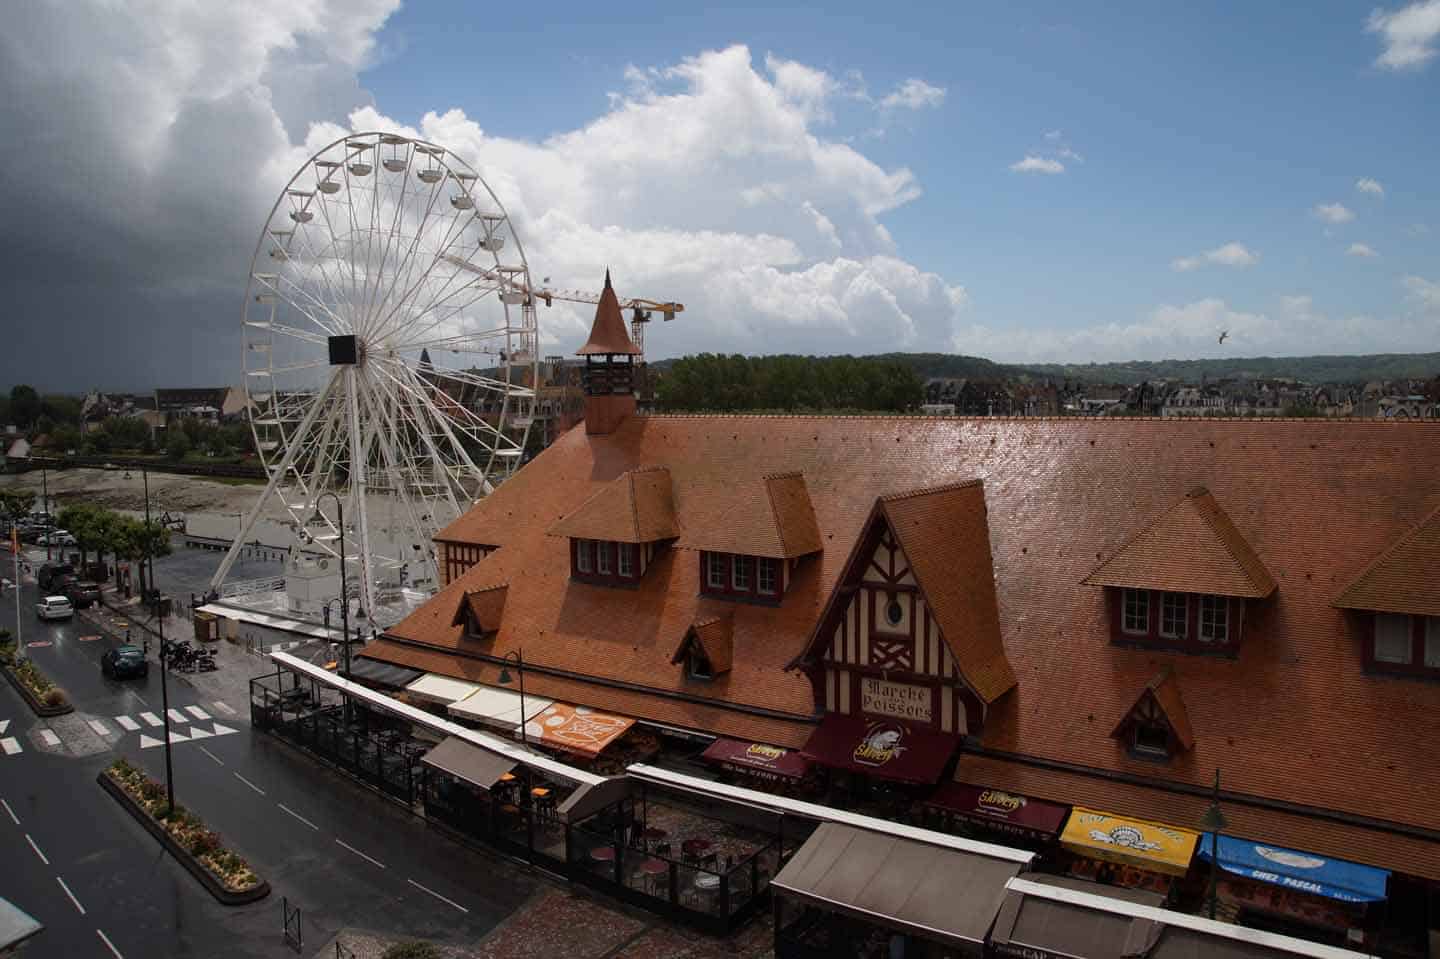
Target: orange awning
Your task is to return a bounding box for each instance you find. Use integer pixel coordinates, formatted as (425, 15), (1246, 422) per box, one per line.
(528, 702), (634, 757)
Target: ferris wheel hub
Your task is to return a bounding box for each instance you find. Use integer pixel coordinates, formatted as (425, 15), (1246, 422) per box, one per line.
(327, 334), (361, 366)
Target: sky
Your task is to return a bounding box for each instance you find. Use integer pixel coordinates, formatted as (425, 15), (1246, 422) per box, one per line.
(0, 0), (1437, 391)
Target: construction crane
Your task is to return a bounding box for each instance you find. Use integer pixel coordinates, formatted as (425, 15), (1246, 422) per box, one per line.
(438, 254), (683, 359)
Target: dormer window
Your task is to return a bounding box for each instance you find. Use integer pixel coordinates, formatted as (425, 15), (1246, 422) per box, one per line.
(700, 552), (784, 602)
(706, 552), (726, 590)
(758, 559), (778, 596)
(687, 649), (713, 681)
(1122, 588), (1149, 635)
(576, 540), (594, 574)
(618, 543), (636, 578)
(1199, 595), (1229, 644)
(1160, 592), (1187, 639)
(732, 555), (752, 591)
(1364, 613), (1440, 678)
(596, 541), (613, 575)
(1111, 668), (1193, 763)
(671, 616), (732, 683)
(572, 538), (643, 585)
(1132, 720), (1171, 759)
(1333, 503), (1440, 680)
(548, 466), (678, 588)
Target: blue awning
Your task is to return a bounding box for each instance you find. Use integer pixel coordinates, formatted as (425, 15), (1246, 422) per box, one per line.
(1199, 834), (1389, 903)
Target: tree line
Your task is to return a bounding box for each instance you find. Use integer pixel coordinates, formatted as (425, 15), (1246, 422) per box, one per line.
(654, 354), (923, 413)
(1, 490), (172, 594)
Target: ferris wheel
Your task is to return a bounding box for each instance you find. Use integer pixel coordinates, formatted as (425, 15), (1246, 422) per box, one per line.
(210, 131), (538, 617)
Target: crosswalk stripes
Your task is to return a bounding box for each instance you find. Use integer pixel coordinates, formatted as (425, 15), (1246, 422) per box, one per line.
(166, 709), (189, 724)
(114, 716), (140, 731)
(1, 737), (19, 756)
(139, 723), (238, 749)
(211, 701), (238, 717)
(140, 712), (162, 727)
(87, 720), (111, 737)
(0, 719), (9, 735)
(184, 706), (211, 721)
(38, 729), (60, 747)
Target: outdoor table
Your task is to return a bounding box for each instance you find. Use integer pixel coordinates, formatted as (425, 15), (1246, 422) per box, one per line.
(694, 872), (721, 891)
(639, 857), (668, 895)
(590, 846), (616, 863)
(681, 838), (712, 862)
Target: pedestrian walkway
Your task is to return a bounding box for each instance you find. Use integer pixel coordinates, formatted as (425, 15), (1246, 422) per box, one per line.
(0, 700), (245, 758)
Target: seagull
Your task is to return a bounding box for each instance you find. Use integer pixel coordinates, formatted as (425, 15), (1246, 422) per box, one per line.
(1218, 330), (1229, 345)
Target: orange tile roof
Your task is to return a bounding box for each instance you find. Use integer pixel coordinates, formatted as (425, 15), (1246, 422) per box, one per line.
(670, 615), (734, 675)
(575, 270), (641, 356)
(675, 471), (822, 559)
(1111, 668), (1194, 751)
(402, 414), (1440, 876)
(881, 481), (1016, 703)
(1333, 502), (1440, 617)
(1082, 487), (1276, 598)
(547, 466), (678, 543)
(449, 584), (508, 634)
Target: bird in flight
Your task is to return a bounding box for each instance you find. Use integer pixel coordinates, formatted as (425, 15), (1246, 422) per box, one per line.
(1218, 330), (1229, 344)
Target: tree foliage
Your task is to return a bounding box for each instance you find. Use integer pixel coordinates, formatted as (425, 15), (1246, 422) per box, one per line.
(0, 489), (35, 523)
(8, 385), (40, 428)
(655, 354), (923, 413)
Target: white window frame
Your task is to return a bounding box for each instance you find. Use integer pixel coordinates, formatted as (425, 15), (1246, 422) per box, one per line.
(757, 558), (778, 596)
(1160, 592), (1188, 639)
(618, 543), (636, 578)
(1122, 588), (1150, 635)
(732, 555), (753, 592)
(1198, 595), (1229, 644)
(1426, 617), (1440, 669)
(575, 539), (593, 574)
(1374, 613), (1412, 664)
(596, 541), (613, 576)
(706, 553), (727, 590)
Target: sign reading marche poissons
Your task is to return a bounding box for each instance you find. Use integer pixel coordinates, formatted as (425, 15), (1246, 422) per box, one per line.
(860, 677), (931, 722)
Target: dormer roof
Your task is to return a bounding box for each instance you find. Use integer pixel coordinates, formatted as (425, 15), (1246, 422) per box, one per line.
(576, 270), (641, 356)
(450, 583), (508, 635)
(1333, 502), (1440, 617)
(547, 467), (677, 543)
(1111, 668), (1194, 752)
(670, 614), (734, 676)
(677, 471), (822, 559)
(1082, 486), (1276, 599)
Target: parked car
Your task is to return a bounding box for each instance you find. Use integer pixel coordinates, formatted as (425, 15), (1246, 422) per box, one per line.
(101, 645), (149, 679)
(64, 580), (102, 609)
(35, 596), (74, 621)
(37, 530), (75, 547)
(37, 563), (74, 590)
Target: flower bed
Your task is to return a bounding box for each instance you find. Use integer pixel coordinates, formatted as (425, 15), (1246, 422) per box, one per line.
(0, 635), (72, 716)
(102, 759), (269, 903)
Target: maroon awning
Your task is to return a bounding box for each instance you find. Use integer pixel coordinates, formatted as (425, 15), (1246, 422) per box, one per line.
(700, 738), (811, 781)
(800, 713), (960, 785)
(924, 782), (1069, 839)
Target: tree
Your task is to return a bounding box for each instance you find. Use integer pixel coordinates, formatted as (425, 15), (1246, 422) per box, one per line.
(165, 429), (191, 460)
(113, 515), (170, 596)
(0, 489), (35, 526)
(9, 385), (40, 429)
(57, 503), (106, 567)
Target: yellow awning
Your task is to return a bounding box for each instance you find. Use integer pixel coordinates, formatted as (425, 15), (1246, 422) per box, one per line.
(1060, 807), (1200, 876)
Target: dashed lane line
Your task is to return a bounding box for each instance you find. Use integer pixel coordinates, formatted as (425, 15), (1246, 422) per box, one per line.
(335, 838), (386, 869)
(277, 803), (319, 831)
(233, 773), (265, 796)
(184, 706), (211, 720)
(198, 746), (224, 766)
(97, 927), (124, 958)
(406, 878), (469, 914)
(38, 729), (60, 747)
(25, 833), (49, 865)
(57, 876), (85, 915)
(1, 798), (18, 825)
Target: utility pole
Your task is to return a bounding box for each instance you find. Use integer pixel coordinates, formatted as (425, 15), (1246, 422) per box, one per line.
(9, 520), (22, 665)
(143, 468), (176, 814)
(311, 493), (351, 722)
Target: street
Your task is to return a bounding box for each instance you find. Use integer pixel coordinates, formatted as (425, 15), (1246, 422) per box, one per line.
(2, 555), (540, 957)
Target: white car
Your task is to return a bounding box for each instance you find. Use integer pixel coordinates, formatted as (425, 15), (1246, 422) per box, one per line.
(35, 596), (74, 621)
(39, 531), (76, 547)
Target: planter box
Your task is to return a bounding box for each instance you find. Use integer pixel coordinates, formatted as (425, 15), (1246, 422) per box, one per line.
(97, 772), (270, 906)
(1, 661), (73, 718)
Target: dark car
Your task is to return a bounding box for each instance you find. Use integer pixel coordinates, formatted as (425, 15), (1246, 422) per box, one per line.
(64, 580), (102, 609)
(101, 645), (149, 680)
(37, 563), (74, 591)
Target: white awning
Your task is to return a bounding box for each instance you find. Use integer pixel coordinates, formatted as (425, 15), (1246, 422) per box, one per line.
(448, 684), (553, 729)
(405, 673), (483, 706)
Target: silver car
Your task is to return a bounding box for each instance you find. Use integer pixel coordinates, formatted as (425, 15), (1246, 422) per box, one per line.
(35, 596), (74, 621)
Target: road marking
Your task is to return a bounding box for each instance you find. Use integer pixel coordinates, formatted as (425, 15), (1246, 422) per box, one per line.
(57, 876), (86, 915)
(139, 734), (164, 749)
(38, 729), (60, 747)
(211, 701), (237, 716)
(167, 730), (188, 744)
(406, 878), (469, 913)
(184, 706), (211, 720)
(233, 773), (265, 796)
(131, 692), (149, 707)
(277, 803), (319, 831)
(25, 640), (51, 648)
(198, 746), (224, 766)
(1, 738), (19, 755)
(88, 719), (111, 737)
(1, 798), (18, 825)
(187, 726), (213, 740)
(166, 709), (189, 724)
(0, 719), (8, 734)
(97, 927), (124, 958)
(114, 716), (140, 731)
(336, 838), (386, 869)
(25, 833), (49, 865)
(211, 723), (239, 737)
(139, 712), (162, 727)
(80, 634), (102, 642)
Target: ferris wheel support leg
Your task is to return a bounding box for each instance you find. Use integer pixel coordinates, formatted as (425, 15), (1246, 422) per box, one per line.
(208, 370), (341, 597)
(346, 368), (377, 625)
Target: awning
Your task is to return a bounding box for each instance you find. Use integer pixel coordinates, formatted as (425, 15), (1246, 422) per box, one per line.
(420, 735), (515, 791)
(1199, 833), (1390, 903)
(404, 673), (483, 706)
(700, 737), (811, 781)
(1060, 807), (1200, 877)
(447, 684), (554, 730)
(348, 655), (424, 689)
(990, 875), (1164, 959)
(530, 702), (634, 757)
(925, 782), (1070, 839)
(800, 712), (959, 784)
(772, 821), (1023, 948)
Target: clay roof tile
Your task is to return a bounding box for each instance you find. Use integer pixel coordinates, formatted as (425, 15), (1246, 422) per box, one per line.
(669, 614), (734, 675)
(548, 466), (677, 543)
(1333, 501), (1440, 617)
(677, 471), (821, 559)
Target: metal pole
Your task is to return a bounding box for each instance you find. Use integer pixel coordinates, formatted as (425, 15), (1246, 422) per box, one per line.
(42, 466), (50, 562)
(145, 468), (176, 814)
(514, 650), (528, 749)
(319, 492), (352, 725)
(11, 519), (22, 664)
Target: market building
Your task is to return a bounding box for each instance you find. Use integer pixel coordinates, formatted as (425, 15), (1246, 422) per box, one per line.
(354, 279), (1440, 956)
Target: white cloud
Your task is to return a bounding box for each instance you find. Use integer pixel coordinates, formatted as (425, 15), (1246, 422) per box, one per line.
(1057, 146), (1084, 163)
(764, 53), (836, 122)
(1355, 177), (1385, 197)
(879, 78), (946, 111)
(1171, 242), (1260, 272)
(1405, 274), (1440, 310)
(1346, 242), (1380, 258)
(1313, 202), (1355, 224)
(1010, 155), (1065, 174)
(1367, 0), (1440, 70)
(1043, 129), (1063, 141)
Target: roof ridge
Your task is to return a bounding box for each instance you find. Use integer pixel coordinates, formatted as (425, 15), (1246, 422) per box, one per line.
(762, 469), (804, 480)
(1187, 489), (1268, 594)
(626, 471), (641, 542)
(880, 478), (985, 502)
(1334, 498), (1440, 606)
(764, 475), (790, 557)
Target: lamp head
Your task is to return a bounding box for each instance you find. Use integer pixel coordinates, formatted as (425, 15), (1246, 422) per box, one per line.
(497, 665), (513, 685)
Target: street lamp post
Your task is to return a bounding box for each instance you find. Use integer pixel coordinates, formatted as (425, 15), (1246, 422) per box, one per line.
(1200, 768), (1228, 921)
(308, 493), (351, 682)
(142, 467), (177, 815)
(496, 650), (529, 748)
(41, 466), (50, 562)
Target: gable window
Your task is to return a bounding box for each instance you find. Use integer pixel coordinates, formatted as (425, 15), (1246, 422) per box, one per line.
(1368, 613), (1440, 678)
(1375, 613), (1411, 664)
(1160, 593), (1188, 639)
(1199, 595), (1229, 643)
(576, 539), (594, 574)
(687, 648), (713, 681)
(1122, 588), (1150, 634)
(1132, 721), (1171, 759)
(596, 541), (613, 576)
(757, 558), (778, 596)
(732, 555), (753, 591)
(706, 552), (727, 590)
(618, 543), (636, 578)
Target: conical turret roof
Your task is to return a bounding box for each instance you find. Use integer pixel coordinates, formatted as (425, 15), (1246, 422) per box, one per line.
(576, 269), (642, 356)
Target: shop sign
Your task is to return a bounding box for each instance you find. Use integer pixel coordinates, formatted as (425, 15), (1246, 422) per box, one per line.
(852, 720), (909, 767)
(860, 676), (931, 722)
(1060, 807), (1199, 876)
(992, 945), (1064, 959)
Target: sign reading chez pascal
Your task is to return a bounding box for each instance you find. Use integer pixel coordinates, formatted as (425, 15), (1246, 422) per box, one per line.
(861, 677), (932, 722)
